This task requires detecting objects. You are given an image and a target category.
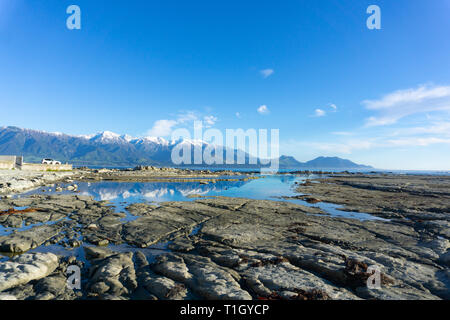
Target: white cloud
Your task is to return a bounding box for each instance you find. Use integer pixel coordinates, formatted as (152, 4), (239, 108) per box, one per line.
(146, 120), (178, 137)
(363, 84), (450, 127)
(146, 111), (218, 137)
(312, 104), (337, 117)
(280, 85), (450, 168)
(385, 137), (450, 147)
(314, 109), (326, 117)
(331, 131), (354, 136)
(203, 115), (218, 127)
(390, 121), (450, 137)
(177, 111), (199, 124)
(260, 69), (274, 79)
(292, 133), (450, 156)
(257, 105), (270, 115)
(235, 112), (241, 118)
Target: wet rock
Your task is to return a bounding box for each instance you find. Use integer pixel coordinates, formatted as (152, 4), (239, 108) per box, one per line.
(87, 251), (137, 298)
(151, 253), (252, 300)
(0, 253), (58, 292)
(0, 173), (448, 301)
(242, 261), (358, 300)
(439, 251), (450, 267)
(87, 224), (98, 230)
(33, 273), (78, 300)
(0, 222), (65, 253)
(355, 285), (440, 300)
(125, 203), (157, 216)
(135, 253), (188, 301)
(83, 215), (123, 246)
(122, 201), (227, 247)
(97, 239), (109, 246)
(84, 246), (114, 261)
(0, 171), (74, 195)
(168, 237), (196, 253)
(68, 239), (82, 248)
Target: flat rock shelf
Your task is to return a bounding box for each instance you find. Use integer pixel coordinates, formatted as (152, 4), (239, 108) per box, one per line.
(0, 170), (449, 300)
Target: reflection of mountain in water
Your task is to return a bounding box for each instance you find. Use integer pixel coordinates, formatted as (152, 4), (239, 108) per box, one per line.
(277, 175), (299, 185)
(78, 180), (250, 202)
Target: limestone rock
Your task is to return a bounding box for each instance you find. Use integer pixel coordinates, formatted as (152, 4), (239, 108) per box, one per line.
(0, 253), (58, 292)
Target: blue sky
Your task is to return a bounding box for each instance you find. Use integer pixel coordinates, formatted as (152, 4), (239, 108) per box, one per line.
(0, 0), (449, 170)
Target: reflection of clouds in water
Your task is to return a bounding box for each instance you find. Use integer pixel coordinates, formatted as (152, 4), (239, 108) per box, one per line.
(122, 191), (132, 199)
(99, 191), (119, 201)
(122, 191), (141, 199)
(143, 188), (169, 199)
(98, 185), (221, 200)
(71, 179), (250, 203)
(178, 188), (210, 197)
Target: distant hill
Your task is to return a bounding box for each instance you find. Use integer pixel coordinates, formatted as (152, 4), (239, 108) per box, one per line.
(278, 155), (303, 167)
(0, 126), (373, 169)
(278, 155), (372, 169)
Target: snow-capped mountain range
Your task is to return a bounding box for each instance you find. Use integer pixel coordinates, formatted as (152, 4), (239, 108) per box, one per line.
(0, 126), (372, 168)
(0, 126), (248, 166)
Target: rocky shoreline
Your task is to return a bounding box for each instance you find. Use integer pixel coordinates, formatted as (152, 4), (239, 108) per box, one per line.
(0, 167), (257, 196)
(0, 170), (448, 300)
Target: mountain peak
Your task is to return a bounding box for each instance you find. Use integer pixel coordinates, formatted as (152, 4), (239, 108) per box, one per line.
(121, 134), (134, 142)
(91, 131), (124, 143)
(0, 126), (373, 168)
(142, 136), (169, 145)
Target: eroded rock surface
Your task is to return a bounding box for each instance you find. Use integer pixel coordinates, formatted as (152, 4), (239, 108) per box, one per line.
(0, 253), (58, 292)
(0, 173), (449, 300)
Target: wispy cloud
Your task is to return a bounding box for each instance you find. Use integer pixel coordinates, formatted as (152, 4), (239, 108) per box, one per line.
(331, 131), (354, 136)
(385, 137), (450, 147)
(312, 104), (337, 117)
(203, 115), (218, 127)
(294, 123), (450, 156)
(260, 69), (274, 79)
(314, 109), (326, 117)
(390, 121), (450, 137)
(147, 119), (178, 137)
(286, 134), (450, 157)
(176, 111), (198, 124)
(257, 105), (270, 115)
(146, 111), (218, 137)
(282, 84), (450, 169)
(363, 84), (450, 127)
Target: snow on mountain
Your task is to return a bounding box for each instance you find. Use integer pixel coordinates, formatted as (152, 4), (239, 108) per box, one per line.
(78, 133), (96, 140)
(174, 138), (207, 147)
(0, 126), (373, 168)
(121, 134), (134, 142)
(90, 131), (125, 143)
(141, 136), (170, 146)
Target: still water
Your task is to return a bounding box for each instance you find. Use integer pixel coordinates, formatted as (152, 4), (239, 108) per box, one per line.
(22, 174), (385, 221)
(0, 174), (387, 262)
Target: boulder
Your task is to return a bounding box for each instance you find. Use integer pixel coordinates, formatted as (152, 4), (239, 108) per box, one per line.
(0, 253), (58, 292)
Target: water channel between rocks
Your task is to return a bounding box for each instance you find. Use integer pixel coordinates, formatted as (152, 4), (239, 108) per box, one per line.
(0, 174), (386, 263)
